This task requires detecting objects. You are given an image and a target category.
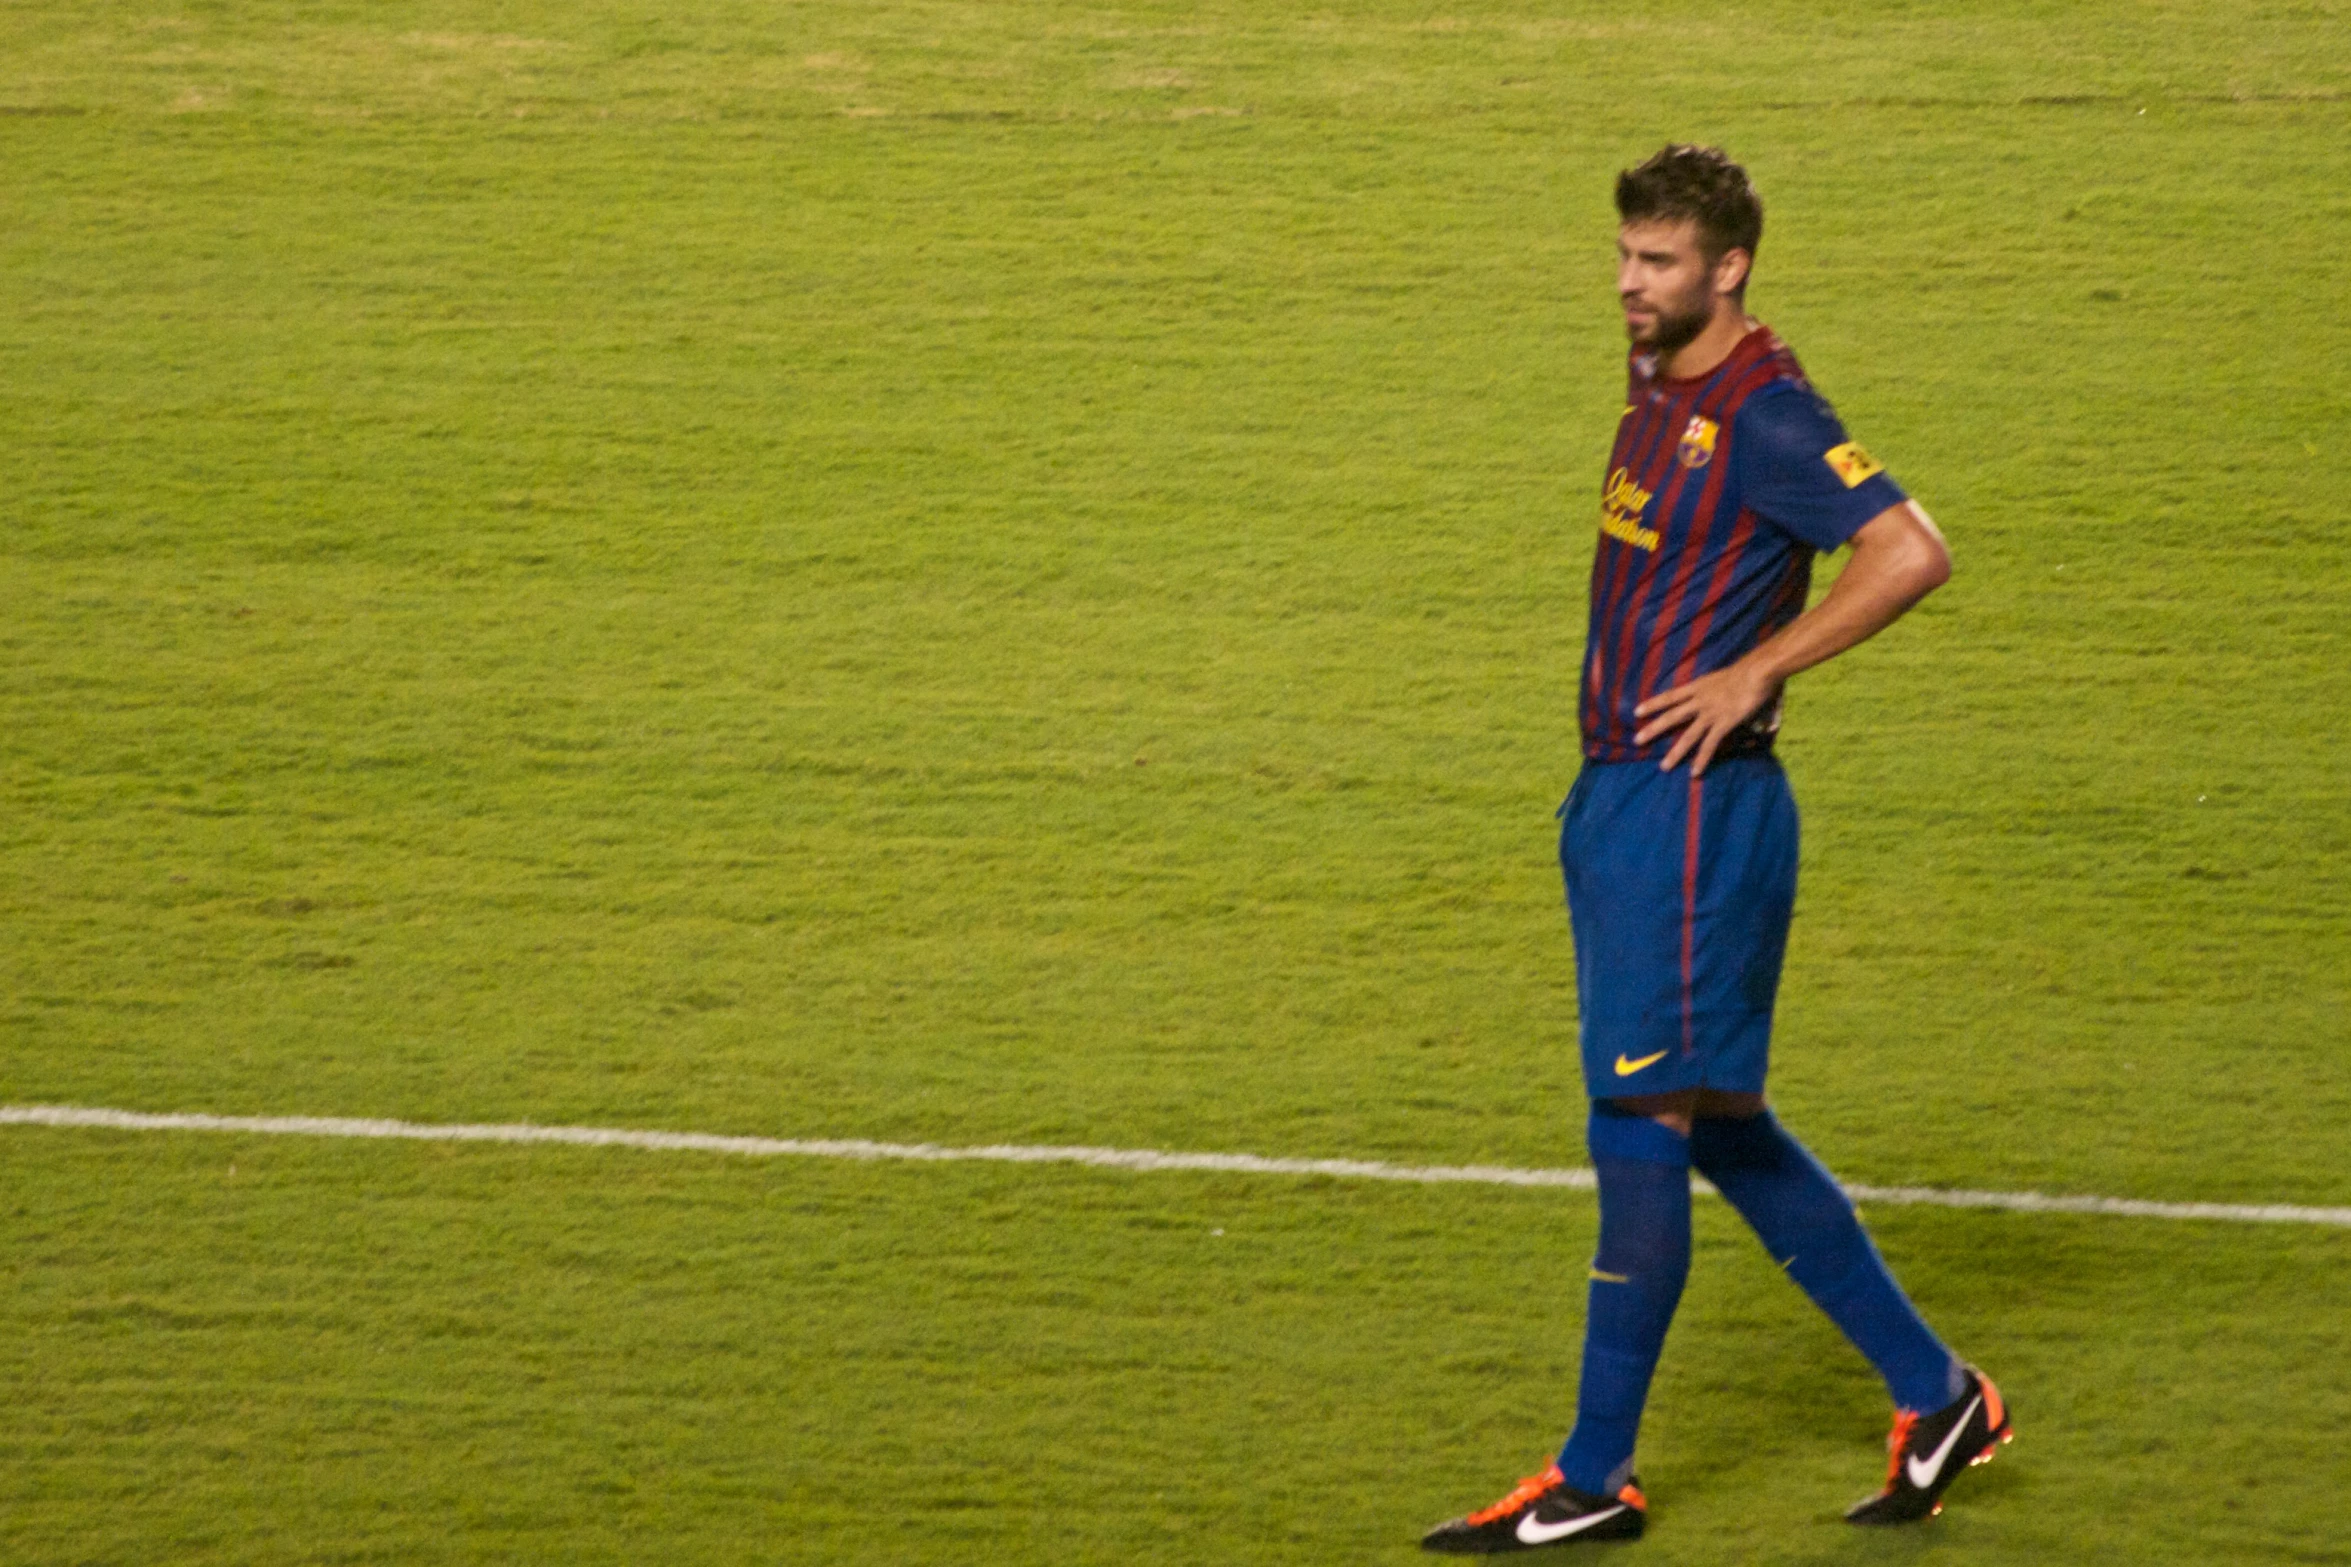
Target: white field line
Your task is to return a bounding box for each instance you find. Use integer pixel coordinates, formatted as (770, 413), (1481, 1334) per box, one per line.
(6, 1103), (2350, 1229)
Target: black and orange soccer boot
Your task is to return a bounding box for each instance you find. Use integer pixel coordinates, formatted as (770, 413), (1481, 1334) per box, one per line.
(1421, 1463), (1647, 1553)
(1845, 1364), (2013, 1525)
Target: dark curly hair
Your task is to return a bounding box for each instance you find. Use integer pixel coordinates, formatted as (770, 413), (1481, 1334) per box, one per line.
(1615, 145), (1764, 290)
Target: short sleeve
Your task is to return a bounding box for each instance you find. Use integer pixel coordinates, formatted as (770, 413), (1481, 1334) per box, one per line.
(1733, 383), (1908, 551)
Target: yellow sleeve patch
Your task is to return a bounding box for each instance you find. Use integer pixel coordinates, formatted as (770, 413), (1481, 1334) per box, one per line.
(1823, 442), (1884, 488)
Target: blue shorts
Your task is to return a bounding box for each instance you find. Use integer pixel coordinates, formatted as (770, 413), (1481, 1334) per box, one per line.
(1558, 755), (1799, 1099)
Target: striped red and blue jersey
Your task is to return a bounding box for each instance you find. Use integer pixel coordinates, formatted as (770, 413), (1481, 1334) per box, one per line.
(1580, 325), (1907, 762)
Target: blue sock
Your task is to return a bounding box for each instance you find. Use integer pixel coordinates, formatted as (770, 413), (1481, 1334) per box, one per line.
(1555, 1104), (1690, 1496)
(1690, 1110), (1962, 1413)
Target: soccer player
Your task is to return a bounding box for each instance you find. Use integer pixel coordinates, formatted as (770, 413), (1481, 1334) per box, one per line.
(1420, 145), (2009, 1553)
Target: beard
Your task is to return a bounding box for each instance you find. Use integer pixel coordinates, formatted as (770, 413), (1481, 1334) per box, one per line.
(1627, 281), (1719, 354)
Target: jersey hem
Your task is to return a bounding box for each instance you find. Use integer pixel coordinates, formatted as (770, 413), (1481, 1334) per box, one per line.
(1581, 736), (1779, 766)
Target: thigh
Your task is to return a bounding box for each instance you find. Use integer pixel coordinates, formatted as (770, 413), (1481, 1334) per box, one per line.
(1562, 758), (1798, 1098)
(1604, 1087), (1768, 1134)
(1563, 763), (1703, 1095)
(1684, 756), (1799, 1091)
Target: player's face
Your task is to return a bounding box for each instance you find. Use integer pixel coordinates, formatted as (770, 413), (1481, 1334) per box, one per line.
(1616, 219), (1728, 353)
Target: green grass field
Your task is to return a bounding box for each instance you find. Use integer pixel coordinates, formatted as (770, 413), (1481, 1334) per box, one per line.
(5, 1), (2349, 1561)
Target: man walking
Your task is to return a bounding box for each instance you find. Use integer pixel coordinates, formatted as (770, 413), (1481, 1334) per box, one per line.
(1421, 145), (2008, 1553)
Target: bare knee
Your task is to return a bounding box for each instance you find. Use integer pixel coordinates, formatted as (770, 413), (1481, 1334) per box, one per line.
(1604, 1088), (1766, 1137)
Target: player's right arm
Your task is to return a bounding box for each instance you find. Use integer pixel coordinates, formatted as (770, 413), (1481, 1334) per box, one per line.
(1738, 499), (1949, 680)
(1632, 386), (1951, 775)
(1633, 503), (1947, 773)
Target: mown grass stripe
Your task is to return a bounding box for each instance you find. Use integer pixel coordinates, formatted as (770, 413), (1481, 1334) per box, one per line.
(9, 1103), (2350, 1229)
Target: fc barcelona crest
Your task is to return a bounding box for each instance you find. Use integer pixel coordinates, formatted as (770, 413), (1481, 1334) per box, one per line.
(1677, 415), (1718, 470)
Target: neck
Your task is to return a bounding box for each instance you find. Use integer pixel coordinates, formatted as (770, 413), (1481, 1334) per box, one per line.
(1659, 303), (1756, 380)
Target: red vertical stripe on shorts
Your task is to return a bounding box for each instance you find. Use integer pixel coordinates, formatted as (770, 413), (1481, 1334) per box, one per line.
(1681, 771), (1703, 1056)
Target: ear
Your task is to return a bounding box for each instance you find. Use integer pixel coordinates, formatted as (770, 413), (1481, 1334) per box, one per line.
(1712, 247), (1751, 298)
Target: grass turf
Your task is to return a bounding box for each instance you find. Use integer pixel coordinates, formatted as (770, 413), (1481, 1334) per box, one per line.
(4, 0), (2350, 1559)
(7, 1129), (2350, 1565)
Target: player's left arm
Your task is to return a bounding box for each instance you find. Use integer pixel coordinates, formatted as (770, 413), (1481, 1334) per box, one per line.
(1633, 500), (1950, 775)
